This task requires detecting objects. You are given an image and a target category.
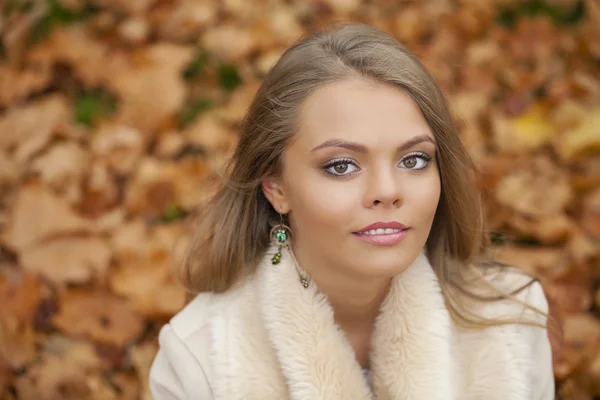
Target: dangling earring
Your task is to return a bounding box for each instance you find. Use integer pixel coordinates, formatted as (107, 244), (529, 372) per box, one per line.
(270, 208), (310, 289)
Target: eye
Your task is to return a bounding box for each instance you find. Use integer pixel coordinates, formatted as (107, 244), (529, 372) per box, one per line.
(322, 158), (360, 177)
(400, 152), (431, 170)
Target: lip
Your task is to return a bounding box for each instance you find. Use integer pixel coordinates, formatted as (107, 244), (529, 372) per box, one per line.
(352, 229), (409, 246)
(355, 221), (409, 233)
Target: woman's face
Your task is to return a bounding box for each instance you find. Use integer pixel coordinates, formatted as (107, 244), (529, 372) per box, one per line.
(265, 77), (441, 281)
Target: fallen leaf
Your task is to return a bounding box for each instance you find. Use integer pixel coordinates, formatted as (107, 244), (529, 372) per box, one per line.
(492, 245), (567, 278)
(155, 1), (217, 42)
(0, 64), (53, 107)
(201, 24), (258, 62)
(89, 0), (157, 15)
(557, 108), (600, 161)
(30, 142), (90, 192)
(491, 104), (557, 154)
(130, 341), (158, 400)
(20, 236), (112, 285)
(52, 289), (144, 347)
(554, 313), (600, 380)
(108, 44), (194, 134)
(79, 160), (119, 217)
(90, 124), (144, 176)
(582, 188), (600, 239)
(183, 113), (236, 154)
(1, 183), (94, 251)
(0, 152), (20, 196)
(0, 95), (68, 164)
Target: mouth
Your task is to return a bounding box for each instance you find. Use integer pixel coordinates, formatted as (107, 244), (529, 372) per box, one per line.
(351, 227), (411, 246)
(352, 227), (410, 236)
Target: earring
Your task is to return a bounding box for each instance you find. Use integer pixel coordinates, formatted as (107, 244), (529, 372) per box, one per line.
(270, 208), (309, 289)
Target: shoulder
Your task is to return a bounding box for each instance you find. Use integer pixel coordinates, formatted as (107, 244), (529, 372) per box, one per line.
(455, 263), (555, 398)
(148, 294), (216, 399)
(149, 283), (252, 400)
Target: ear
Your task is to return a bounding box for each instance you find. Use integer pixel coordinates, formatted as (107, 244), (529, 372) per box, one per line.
(261, 177), (290, 214)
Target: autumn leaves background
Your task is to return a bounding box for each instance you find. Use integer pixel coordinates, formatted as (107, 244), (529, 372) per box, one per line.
(1, 0), (599, 399)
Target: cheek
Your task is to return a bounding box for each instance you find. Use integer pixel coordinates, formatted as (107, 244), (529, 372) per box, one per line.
(404, 174), (441, 221)
(288, 177), (357, 232)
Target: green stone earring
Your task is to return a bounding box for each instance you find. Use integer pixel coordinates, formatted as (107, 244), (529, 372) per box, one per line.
(269, 208), (309, 289)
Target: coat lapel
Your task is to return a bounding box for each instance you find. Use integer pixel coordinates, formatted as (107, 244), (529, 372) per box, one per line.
(258, 245), (456, 399)
(208, 245), (531, 399)
(258, 245), (372, 399)
(370, 251), (456, 399)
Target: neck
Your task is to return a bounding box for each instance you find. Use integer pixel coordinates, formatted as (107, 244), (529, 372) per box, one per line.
(291, 245), (391, 328)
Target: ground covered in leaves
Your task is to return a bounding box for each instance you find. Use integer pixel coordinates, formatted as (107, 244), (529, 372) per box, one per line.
(0, 0), (599, 399)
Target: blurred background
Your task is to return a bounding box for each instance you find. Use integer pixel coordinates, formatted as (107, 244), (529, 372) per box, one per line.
(0, 0), (599, 399)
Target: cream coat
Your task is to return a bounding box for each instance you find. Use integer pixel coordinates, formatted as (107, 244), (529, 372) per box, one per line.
(149, 246), (555, 399)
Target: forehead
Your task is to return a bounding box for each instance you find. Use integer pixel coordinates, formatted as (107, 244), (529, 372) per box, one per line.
(295, 77), (433, 148)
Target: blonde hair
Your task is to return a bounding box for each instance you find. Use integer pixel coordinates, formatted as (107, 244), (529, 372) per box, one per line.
(179, 23), (548, 330)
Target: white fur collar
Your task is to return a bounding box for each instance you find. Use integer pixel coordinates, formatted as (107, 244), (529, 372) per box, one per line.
(206, 245), (537, 399)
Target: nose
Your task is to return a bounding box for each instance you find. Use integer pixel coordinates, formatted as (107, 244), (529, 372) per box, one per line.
(365, 166), (403, 209)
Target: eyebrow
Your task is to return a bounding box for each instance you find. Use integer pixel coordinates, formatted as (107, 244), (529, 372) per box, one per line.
(310, 135), (436, 153)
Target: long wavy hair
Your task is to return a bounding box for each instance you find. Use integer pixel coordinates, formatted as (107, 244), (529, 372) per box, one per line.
(178, 23), (548, 330)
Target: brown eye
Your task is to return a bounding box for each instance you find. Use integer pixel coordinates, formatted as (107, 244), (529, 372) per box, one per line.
(323, 159), (359, 177)
(334, 164), (348, 174)
(403, 157), (417, 168)
(399, 153), (431, 170)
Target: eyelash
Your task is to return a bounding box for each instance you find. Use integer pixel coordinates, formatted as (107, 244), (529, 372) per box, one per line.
(322, 152), (433, 177)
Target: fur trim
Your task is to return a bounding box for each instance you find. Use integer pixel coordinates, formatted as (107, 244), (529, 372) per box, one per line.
(201, 245), (548, 399)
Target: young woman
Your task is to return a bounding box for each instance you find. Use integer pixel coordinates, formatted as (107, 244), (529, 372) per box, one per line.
(149, 23), (555, 399)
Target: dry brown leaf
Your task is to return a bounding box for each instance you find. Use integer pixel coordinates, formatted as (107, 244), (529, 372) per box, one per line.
(582, 188), (600, 239)
(201, 24), (258, 62)
(0, 95), (68, 164)
(491, 104), (557, 154)
(154, 131), (186, 159)
(125, 156), (211, 216)
(130, 341), (158, 400)
(109, 371), (140, 400)
(0, 152), (19, 193)
(14, 354), (118, 400)
(28, 26), (113, 88)
(91, 124), (144, 176)
(183, 113), (236, 154)
(557, 108), (600, 161)
(0, 270), (42, 369)
(79, 160), (120, 218)
(109, 222), (187, 316)
(215, 81), (261, 125)
(545, 279), (594, 315)
(492, 245), (567, 278)
(0, 64), (53, 107)
(495, 156), (572, 216)
(118, 17), (150, 44)
(1, 183), (94, 251)
(392, 6), (432, 44)
(0, 270), (43, 322)
(30, 142), (90, 192)
(52, 289), (144, 347)
(90, 0), (157, 15)
(155, 1), (218, 41)
(554, 313), (600, 380)
(20, 236), (112, 285)
(108, 44), (194, 134)
(494, 156), (574, 242)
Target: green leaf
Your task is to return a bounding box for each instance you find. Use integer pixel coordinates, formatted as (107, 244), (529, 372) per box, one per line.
(497, 0), (585, 28)
(178, 98), (213, 128)
(74, 90), (116, 127)
(27, 0), (98, 45)
(162, 204), (186, 223)
(218, 64), (243, 92)
(183, 51), (208, 82)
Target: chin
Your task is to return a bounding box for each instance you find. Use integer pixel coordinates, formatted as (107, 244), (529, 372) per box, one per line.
(356, 254), (415, 278)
